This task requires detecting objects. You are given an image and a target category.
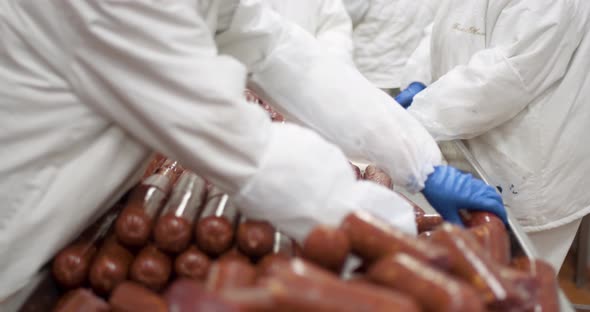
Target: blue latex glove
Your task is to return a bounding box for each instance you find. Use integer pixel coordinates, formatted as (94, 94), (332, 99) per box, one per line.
(394, 82), (426, 109)
(422, 166), (507, 225)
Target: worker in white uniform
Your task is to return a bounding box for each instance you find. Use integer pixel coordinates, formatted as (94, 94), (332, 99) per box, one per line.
(341, 0), (440, 95)
(0, 0), (505, 305)
(396, 0), (590, 271)
(262, 0), (354, 64)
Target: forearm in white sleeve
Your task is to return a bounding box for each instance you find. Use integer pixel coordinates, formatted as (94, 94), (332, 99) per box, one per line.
(62, 0), (417, 240)
(341, 0), (369, 27)
(408, 1), (582, 141)
(216, 0), (442, 192)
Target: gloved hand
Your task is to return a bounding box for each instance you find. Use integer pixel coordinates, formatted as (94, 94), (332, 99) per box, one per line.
(394, 82), (426, 109)
(422, 166), (507, 225)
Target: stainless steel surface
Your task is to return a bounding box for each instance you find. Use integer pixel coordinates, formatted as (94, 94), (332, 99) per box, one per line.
(439, 140), (575, 312)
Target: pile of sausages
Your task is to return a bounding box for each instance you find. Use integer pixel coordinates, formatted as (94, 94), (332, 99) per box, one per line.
(244, 89), (285, 122)
(50, 158), (560, 312)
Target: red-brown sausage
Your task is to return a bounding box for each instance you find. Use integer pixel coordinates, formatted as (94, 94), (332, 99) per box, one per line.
(154, 172), (207, 253)
(340, 211), (451, 269)
(363, 165), (393, 189)
(256, 231), (297, 276)
(89, 236), (134, 295)
(53, 289), (110, 312)
(463, 212), (511, 265)
(512, 257), (558, 312)
(164, 279), (240, 312)
(195, 189), (239, 257)
(416, 214), (444, 233)
(418, 231), (434, 240)
(252, 259), (420, 312)
(205, 259), (257, 293)
(219, 247), (251, 263)
(52, 205), (122, 289)
(468, 224), (511, 265)
(236, 219), (275, 259)
(52, 242), (98, 290)
(141, 154), (167, 179)
(174, 245), (211, 281)
(260, 258), (338, 281)
(115, 160), (181, 247)
(109, 282), (167, 312)
(302, 225), (350, 273)
(129, 245), (172, 291)
(430, 224), (528, 308)
(368, 253), (485, 312)
(462, 211), (505, 228)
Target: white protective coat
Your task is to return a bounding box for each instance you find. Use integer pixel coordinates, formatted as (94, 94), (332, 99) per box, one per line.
(344, 0), (440, 89)
(0, 0), (441, 299)
(408, 0), (590, 232)
(261, 0), (354, 64)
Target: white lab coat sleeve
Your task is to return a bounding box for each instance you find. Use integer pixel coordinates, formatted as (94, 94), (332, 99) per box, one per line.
(408, 1), (582, 141)
(341, 0), (369, 27)
(61, 0), (417, 241)
(216, 0), (442, 193)
(315, 0), (355, 64)
(399, 23), (434, 89)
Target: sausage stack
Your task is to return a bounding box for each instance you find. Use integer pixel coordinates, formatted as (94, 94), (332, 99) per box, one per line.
(49, 156), (560, 312)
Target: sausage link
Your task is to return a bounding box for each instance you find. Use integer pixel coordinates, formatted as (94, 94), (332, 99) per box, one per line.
(195, 189), (239, 257)
(52, 205), (122, 289)
(219, 247), (251, 263)
(363, 165), (393, 189)
(141, 154), (167, 179)
(115, 160), (181, 247)
(174, 245), (211, 281)
(260, 258), (337, 281)
(340, 211), (451, 269)
(418, 231), (434, 240)
(164, 279), (240, 312)
(368, 253), (485, 312)
(462, 211), (505, 228)
(154, 172), (207, 253)
(256, 232), (298, 276)
(109, 282), (167, 312)
(512, 257), (558, 312)
(469, 223), (511, 265)
(430, 224), (528, 308)
(255, 259), (420, 312)
(236, 219), (275, 259)
(53, 289), (110, 312)
(205, 259), (257, 293)
(463, 212), (511, 265)
(416, 214), (444, 233)
(302, 225), (350, 273)
(52, 243), (98, 290)
(89, 236), (134, 295)
(129, 245), (172, 291)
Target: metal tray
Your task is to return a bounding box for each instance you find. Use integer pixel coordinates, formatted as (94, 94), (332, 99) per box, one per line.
(439, 140), (574, 312)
